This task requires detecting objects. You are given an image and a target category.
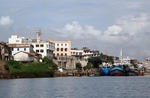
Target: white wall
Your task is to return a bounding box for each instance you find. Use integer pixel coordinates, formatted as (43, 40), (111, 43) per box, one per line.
(14, 52), (34, 61)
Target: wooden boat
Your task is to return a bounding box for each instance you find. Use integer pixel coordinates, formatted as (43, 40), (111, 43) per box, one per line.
(110, 67), (125, 76)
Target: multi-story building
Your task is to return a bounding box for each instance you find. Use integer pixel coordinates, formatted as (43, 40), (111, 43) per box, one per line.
(8, 35), (29, 44)
(71, 48), (83, 57)
(8, 33), (55, 59)
(31, 40), (55, 58)
(8, 44), (36, 62)
(49, 37), (71, 56)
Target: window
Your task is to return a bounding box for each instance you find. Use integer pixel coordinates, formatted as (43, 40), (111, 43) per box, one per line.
(36, 44), (39, 47)
(61, 48), (63, 51)
(57, 48), (59, 51)
(40, 50), (44, 53)
(16, 40), (19, 42)
(65, 48), (67, 51)
(11, 48), (14, 51)
(65, 44), (67, 46)
(65, 53), (67, 56)
(24, 48), (26, 51)
(17, 48), (19, 51)
(57, 44), (59, 46)
(61, 53), (63, 56)
(40, 44), (44, 47)
(36, 50), (39, 52)
(61, 44), (63, 46)
(57, 53), (59, 56)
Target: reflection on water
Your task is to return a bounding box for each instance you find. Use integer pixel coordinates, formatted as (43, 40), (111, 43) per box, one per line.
(0, 76), (150, 98)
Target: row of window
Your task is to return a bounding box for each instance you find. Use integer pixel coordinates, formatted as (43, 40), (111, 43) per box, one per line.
(12, 48), (26, 51)
(71, 52), (82, 55)
(56, 43), (68, 46)
(36, 49), (44, 53)
(56, 48), (67, 51)
(55, 53), (67, 56)
(35, 44), (44, 47)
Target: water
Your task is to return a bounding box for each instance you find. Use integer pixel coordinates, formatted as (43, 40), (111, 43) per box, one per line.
(0, 76), (150, 98)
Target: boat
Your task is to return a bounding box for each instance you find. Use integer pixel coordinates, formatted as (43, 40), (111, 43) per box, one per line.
(100, 67), (110, 76)
(110, 66), (125, 76)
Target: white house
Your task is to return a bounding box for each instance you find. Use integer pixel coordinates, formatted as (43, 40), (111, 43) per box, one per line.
(8, 44), (36, 62)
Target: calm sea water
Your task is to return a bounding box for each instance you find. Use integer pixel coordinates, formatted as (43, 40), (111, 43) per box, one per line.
(0, 76), (150, 98)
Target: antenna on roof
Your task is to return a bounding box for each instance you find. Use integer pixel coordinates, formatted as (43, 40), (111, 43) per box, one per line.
(32, 27), (41, 43)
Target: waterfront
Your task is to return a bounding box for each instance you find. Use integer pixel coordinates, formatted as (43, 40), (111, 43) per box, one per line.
(0, 77), (150, 98)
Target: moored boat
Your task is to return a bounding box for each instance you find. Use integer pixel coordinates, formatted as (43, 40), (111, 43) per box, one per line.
(110, 66), (125, 76)
(100, 67), (110, 76)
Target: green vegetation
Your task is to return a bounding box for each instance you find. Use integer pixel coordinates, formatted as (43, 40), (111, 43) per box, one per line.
(88, 53), (114, 68)
(84, 63), (92, 70)
(76, 62), (82, 70)
(5, 57), (58, 76)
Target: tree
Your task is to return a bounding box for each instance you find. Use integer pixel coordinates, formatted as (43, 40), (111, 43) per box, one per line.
(42, 57), (58, 70)
(85, 63), (92, 69)
(76, 62), (82, 70)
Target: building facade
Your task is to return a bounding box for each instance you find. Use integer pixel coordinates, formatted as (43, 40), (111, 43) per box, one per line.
(0, 42), (11, 61)
(49, 37), (71, 56)
(8, 44), (35, 62)
(31, 40), (55, 58)
(8, 34), (55, 59)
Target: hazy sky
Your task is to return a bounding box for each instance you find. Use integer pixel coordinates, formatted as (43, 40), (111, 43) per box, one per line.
(0, 0), (150, 60)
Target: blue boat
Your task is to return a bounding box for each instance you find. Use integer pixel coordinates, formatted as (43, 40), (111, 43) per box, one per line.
(100, 67), (110, 76)
(110, 66), (125, 76)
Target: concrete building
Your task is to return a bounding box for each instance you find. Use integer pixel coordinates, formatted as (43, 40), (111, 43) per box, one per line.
(8, 33), (55, 59)
(54, 56), (88, 70)
(49, 37), (71, 56)
(71, 48), (83, 57)
(8, 44), (36, 62)
(32, 40), (55, 58)
(8, 35), (29, 44)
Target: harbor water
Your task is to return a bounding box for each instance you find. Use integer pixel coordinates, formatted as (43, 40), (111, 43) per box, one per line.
(0, 76), (150, 98)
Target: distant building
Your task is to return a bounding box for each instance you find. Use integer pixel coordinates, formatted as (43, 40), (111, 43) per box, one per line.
(71, 48), (83, 57)
(31, 40), (55, 58)
(143, 58), (150, 72)
(8, 35), (29, 44)
(82, 48), (100, 59)
(0, 42), (11, 61)
(8, 44), (36, 62)
(49, 37), (71, 56)
(8, 32), (55, 59)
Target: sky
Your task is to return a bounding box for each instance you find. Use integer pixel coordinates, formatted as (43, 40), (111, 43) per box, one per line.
(0, 0), (150, 60)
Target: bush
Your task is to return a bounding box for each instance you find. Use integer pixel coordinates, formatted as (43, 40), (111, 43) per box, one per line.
(76, 63), (82, 70)
(4, 60), (55, 76)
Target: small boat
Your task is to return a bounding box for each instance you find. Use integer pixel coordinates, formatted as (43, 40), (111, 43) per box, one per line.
(100, 67), (110, 76)
(126, 70), (138, 76)
(110, 66), (124, 76)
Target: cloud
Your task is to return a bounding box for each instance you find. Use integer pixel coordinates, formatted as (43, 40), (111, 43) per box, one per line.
(54, 13), (149, 44)
(116, 13), (149, 36)
(0, 16), (14, 26)
(60, 21), (101, 39)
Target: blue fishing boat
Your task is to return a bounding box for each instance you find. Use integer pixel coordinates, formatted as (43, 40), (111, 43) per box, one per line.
(100, 67), (110, 76)
(110, 66), (125, 76)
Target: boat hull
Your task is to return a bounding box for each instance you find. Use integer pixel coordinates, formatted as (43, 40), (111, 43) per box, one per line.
(100, 68), (110, 76)
(110, 67), (125, 76)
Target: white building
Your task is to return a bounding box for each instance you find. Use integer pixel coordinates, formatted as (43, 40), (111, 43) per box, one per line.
(8, 35), (29, 44)
(32, 40), (55, 58)
(8, 34), (55, 59)
(8, 44), (35, 62)
(71, 48), (83, 56)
